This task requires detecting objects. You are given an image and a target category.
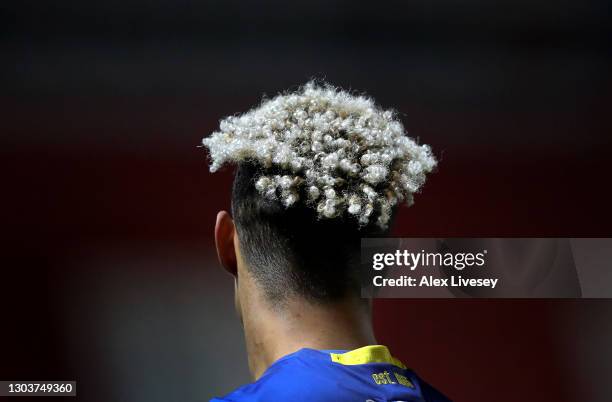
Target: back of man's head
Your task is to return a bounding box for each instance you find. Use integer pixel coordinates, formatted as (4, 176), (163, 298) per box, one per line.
(203, 81), (436, 304)
(231, 162), (389, 303)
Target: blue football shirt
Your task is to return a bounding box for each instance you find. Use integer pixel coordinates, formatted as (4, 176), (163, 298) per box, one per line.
(211, 345), (451, 401)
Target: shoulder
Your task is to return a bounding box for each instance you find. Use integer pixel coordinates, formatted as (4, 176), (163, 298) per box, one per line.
(209, 352), (344, 402)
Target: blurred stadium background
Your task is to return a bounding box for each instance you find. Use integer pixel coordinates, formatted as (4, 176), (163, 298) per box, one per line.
(1, 1), (611, 401)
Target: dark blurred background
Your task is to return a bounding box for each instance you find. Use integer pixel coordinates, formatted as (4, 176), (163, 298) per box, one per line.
(1, 1), (611, 401)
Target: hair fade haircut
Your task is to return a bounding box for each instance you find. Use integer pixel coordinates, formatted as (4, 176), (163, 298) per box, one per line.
(231, 162), (391, 303)
(203, 81), (436, 302)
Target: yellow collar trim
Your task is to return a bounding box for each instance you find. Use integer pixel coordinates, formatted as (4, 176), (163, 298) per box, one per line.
(330, 345), (407, 369)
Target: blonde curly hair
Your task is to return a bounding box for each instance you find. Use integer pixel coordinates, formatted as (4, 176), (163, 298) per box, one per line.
(202, 81), (436, 228)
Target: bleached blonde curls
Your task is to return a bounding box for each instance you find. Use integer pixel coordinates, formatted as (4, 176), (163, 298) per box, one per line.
(201, 81), (437, 228)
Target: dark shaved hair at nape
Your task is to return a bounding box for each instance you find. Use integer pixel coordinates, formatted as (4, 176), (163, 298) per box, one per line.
(231, 163), (394, 304)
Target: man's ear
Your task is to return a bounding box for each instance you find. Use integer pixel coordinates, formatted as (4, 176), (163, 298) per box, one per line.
(214, 210), (238, 276)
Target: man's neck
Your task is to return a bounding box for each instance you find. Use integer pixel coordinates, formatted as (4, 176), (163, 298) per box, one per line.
(241, 294), (377, 379)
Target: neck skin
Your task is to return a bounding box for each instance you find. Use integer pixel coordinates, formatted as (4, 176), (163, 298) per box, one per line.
(234, 243), (377, 380)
